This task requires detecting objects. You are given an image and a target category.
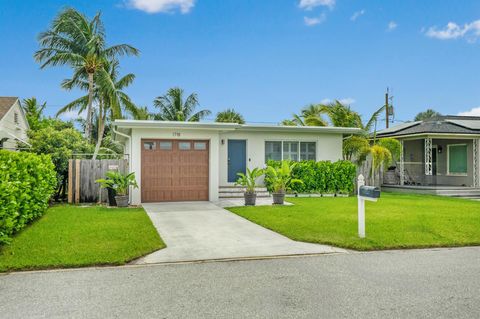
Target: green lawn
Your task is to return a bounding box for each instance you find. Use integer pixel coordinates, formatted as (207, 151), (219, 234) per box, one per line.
(0, 205), (165, 272)
(228, 193), (480, 250)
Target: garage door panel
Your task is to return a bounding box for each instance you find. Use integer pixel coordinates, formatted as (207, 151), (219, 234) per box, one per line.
(141, 139), (209, 202)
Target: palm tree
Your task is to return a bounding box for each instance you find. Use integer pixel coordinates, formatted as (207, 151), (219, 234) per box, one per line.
(282, 104), (327, 127)
(414, 109), (442, 121)
(34, 8), (139, 140)
(153, 87), (211, 121)
(130, 106), (153, 120)
(318, 100), (363, 128)
(57, 59), (137, 159)
(215, 108), (245, 124)
(22, 97), (46, 130)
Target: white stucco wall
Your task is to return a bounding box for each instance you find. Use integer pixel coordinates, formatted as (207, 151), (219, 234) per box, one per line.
(0, 100), (29, 150)
(127, 127), (344, 204)
(218, 131), (343, 185)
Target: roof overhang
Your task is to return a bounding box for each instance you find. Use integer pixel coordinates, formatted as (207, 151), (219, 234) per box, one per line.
(113, 120), (363, 135)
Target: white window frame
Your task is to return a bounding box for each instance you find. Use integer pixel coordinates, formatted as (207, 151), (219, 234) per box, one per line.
(447, 143), (468, 176)
(264, 140), (317, 162)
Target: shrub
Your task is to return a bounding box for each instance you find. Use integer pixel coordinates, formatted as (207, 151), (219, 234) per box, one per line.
(0, 150), (56, 244)
(265, 160), (356, 194)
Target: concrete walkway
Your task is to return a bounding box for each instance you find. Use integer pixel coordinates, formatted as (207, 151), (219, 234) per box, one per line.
(134, 202), (345, 264)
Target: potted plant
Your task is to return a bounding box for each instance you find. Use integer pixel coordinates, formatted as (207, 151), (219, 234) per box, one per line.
(235, 168), (264, 206)
(96, 171), (138, 207)
(265, 161), (303, 205)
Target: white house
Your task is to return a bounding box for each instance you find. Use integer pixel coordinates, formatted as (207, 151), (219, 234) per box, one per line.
(0, 97), (30, 150)
(113, 120), (361, 204)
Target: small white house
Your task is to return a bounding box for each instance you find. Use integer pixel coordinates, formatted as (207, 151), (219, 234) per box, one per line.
(113, 120), (361, 204)
(0, 97), (30, 150)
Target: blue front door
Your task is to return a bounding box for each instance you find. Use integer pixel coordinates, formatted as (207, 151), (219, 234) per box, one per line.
(228, 140), (247, 183)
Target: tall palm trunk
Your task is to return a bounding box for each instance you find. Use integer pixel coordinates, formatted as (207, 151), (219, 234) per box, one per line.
(92, 100), (106, 160)
(85, 72), (94, 141)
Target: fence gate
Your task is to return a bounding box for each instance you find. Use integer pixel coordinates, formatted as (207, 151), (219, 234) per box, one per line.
(68, 159), (128, 204)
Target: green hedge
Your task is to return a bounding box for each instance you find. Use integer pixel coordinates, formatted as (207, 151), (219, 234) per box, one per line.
(265, 160), (356, 194)
(0, 150), (56, 244)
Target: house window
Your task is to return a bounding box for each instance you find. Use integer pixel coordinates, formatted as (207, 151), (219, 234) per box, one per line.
(265, 141), (282, 161)
(265, 141), (316, 162)
(143, 141), (156, 150)
(283, 141), (299, 161)
(448, 144), (467, 175)
(300, 142), (316, 160)
(14, 112), (19, 125)
(159, 142), (172, 150)
(179, 142), (191, 150)
(194, 142), (207, 150)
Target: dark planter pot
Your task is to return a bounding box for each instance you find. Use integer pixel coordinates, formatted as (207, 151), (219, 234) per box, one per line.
(107, 188), (117, 207)
(115, 195), (129, 207)
(272, 192), (285, 205)
(244, 192), (257, 206)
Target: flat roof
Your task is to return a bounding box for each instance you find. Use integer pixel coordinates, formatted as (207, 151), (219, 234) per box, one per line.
(113, 120), (362, 134)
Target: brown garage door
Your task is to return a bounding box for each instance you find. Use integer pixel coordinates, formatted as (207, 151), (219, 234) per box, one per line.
(141, 139), (209, 202)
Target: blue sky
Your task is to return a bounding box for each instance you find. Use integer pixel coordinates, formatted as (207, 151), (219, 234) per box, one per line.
(1, 0), (480, 126)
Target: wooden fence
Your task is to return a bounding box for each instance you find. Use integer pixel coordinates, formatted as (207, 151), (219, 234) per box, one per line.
(68, 159), (128, 204)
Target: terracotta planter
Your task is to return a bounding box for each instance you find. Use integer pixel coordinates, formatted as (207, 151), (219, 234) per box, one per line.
(272, 192), (285, 205)
(115, 195), (129, 207)
(244, 192), (257, 206)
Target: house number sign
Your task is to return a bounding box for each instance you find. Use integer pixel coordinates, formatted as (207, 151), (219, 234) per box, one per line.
(172, 132), (181, 137)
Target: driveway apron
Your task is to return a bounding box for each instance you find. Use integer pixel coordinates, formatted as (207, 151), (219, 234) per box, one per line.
(134, 202), (345, 264)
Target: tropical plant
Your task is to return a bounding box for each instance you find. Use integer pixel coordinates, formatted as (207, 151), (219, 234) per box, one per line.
(343, 135), (370, 161)
(131, 106), (153, 120)
(414, 109), (442, 121)
(96, 171), (138, 196)
(153, 87), (211, 122)
(215, 108), (245, 124)
(34, 7), (139, 140)
(22, 97), (46, 130)
(282, 104), (327, 127)
(318, 100), (363, 128)
(24, 126), (93, 200)
(0, 150), (56, 244)
(235, 168), (264, 193)
(265, 161), (303, 193)
(58, 59), (137, 159)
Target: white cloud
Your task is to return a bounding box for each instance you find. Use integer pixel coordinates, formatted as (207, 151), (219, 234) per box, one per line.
(458, 107), (480, 116)
(299, 0), (335, 11)
(387, 21), (398, 31)
(425, 20), (480, 42)
(59, 110), (87, 121)
(350, 9), (365, 21)
(127, 0), (195, 14)
(320, 98), (356, 105)
(304, 13), (326, 26)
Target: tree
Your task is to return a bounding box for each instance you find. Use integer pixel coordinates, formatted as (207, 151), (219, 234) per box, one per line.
(153, 87), (211, 121)
(130, 106), (152, 120)
(318, 100), (363, 128)
(57, 59), (137, 159)
(215, 108), (245, 124)
(282, 104), (327, 127)
(35, 8), (139, 140)
(25, 127), (93, 200)
(414, 109), (442, 121)
(22, 97), (46, 130)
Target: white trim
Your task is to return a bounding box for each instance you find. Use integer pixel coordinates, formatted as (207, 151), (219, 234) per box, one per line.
(447, 143), (468, 176)
(114, 119), (362, 134)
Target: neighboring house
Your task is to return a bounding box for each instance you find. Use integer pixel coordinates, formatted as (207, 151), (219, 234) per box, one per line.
(0, 97), (30, 150)
(113, 120), (361, 204)
(376, 115), (480, 189)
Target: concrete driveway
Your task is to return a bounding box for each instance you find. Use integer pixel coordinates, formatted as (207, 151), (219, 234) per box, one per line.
(134, 202), (344, 264)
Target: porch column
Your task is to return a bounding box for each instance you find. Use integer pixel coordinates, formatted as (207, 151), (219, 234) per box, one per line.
(399, 140), (405, 185)
(424, 138), (432, 176)
(474, 139), (479, 188)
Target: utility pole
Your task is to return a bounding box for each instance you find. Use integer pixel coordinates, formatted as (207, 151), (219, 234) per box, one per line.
(385, 87), (389, 129)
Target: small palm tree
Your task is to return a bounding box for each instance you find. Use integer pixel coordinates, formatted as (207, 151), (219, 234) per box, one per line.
(282, 104), (327, 127)
(153, 87), (211, 121)
(35, 8), (139, 140)
(215, 108), (245, 124)
(58, 59), (137, 159)
(130, 106), (153, 120)
(22, 97), (46, 130)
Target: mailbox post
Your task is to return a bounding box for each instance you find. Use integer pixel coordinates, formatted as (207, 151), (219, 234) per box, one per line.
(357, 174), (380, 238)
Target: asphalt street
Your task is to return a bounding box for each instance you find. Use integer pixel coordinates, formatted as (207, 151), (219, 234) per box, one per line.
(1, 247), (480, 318)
